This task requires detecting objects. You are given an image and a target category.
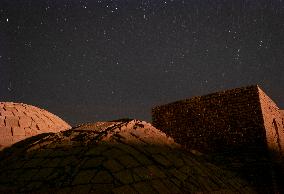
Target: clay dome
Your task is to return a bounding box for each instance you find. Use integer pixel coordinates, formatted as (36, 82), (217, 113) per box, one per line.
(0, 119), (255, 193)
(0, 102), (71, 149)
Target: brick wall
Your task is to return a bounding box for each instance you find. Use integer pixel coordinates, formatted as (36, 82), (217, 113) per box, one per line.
(152, 85), (267, 153)
(258, 88), (284, 155)
(152, 85), (283, 192)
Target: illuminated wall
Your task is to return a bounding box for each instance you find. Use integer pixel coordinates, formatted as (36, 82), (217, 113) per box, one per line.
(258, 88), (284, 155)
(152, 85), (283, 156)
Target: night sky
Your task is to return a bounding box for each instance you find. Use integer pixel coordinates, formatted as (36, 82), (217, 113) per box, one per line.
(0, 0), (283, 126)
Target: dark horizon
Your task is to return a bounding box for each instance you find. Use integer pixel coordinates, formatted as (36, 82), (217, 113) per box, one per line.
(0, 0), (283, 125)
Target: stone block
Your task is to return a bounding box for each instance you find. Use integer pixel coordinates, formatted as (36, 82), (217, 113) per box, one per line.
(113, 169), (134, 184)
(30, 121), (39, 131)
(103, 159), (124, 172)
(17, 169), (39, 182)
(1, 111), (14, 117)
(132, 166), (152, 180)
(12, 126), (26, 136)
(30, 115), (43, 124)
(0, 136), (13, 147)
(115, 144), (152, 165)
(151, 153), (172, 167)
(0, 127), (12, 136)
(82, 157), (105, 169)
(91, 170), (113, 183)
(116, 154), (140, 168)
(24, 127), (34, 136)
(3, 106), (17, 112)
(5, 116), (19, 127)
(0, 116), (5, 127)
(41, 115), (55, 127)
(161, 179), (181, 193)
(19, 116), (32, 128)
(72, 169), (97, 185)
(36, 122), (49, 132)
(147, 165), (166, 178)
(169, 168), (188, 181)
(103, 148), (125, 159)
(12, 135), (26, 142)
(151, 179), (171, 194)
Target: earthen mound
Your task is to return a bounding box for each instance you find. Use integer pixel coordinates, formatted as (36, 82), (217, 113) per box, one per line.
(0, 102), (71, 149)
(0, 119), (255, 193)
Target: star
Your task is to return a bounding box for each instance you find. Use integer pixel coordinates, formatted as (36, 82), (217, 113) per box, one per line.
(0, 0), (282, 125)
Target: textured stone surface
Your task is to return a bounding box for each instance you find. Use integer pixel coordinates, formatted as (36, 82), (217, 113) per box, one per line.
(281, 110), (284, 132)
(152, 85), (268, 153)
(0, 120), (254, 193)
(280, 110), (284, 118)
(152, 85), (284, 155)
(258, 88), (284, 155)
(151, 85), (284, 192)
(0, 102), (71, 149)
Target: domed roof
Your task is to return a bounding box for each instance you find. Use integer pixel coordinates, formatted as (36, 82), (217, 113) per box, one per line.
(0, 120), (255, 193)
(0, 102), (71, 149)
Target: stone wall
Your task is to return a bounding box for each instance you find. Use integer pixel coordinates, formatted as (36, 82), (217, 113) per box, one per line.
(152, 85), (283, 192)
(258, 88), (284, 155)
(152, 85), (267, 153)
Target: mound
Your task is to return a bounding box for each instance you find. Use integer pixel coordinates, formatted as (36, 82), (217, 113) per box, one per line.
(0, 120), (255, 193)
(0, 102), (71, 149)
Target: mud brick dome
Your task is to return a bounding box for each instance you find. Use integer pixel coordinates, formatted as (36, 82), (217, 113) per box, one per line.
(0, 102), (71, 149)
(0, 119), (254, 193)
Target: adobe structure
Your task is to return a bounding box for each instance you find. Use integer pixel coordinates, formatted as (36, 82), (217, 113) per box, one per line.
(0, 102), (71, 149)
(0, 120), (255, 193)
(152, 85), (284, 191)
(152, 85), (284, 156)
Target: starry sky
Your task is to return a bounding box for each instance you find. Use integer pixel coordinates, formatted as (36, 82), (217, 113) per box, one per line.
(0, 0), (283, 125)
